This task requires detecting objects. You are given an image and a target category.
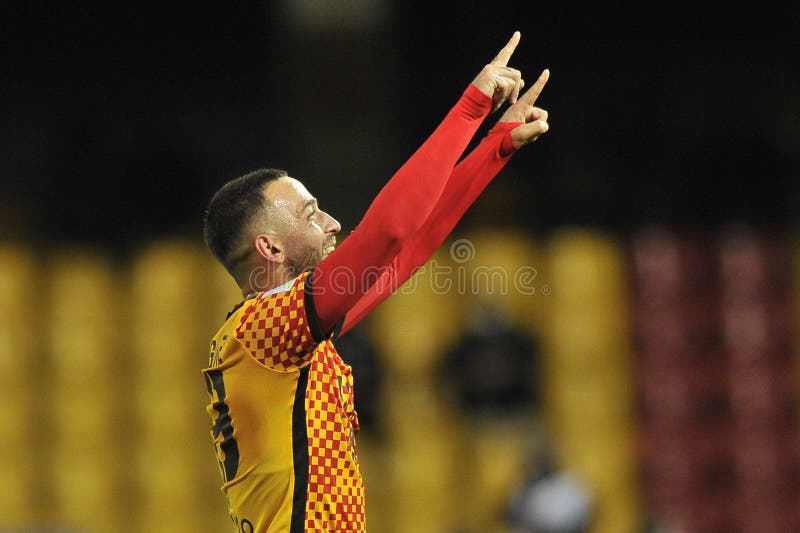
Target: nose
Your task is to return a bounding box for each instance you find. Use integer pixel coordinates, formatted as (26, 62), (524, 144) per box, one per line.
(321, 210), (341, 234)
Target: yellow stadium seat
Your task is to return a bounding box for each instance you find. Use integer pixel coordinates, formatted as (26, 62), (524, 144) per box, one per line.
(45, 248), (120, 532)
(538, 228), (643, 533)
(460, 415), (539, 531)
(545, 315), (632, 378)
(545, 227), (629, 307)
(199, 249), (244, 333)
(457, 229), (546, 335)
(367, 248), (464, 378)
(381, 380), (467, 532)
(0, 244), (38, 525)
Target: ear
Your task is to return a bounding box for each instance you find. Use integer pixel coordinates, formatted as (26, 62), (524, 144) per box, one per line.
(254, 234), (285, 264)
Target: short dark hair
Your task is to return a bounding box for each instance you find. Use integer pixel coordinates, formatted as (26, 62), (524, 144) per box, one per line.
(203, 167), (287, 274)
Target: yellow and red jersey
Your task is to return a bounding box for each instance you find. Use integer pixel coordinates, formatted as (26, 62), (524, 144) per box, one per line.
(203, 271), (364, 532)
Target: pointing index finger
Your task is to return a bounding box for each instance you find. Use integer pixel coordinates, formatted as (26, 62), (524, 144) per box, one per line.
(520, 68), (550, 105)
(491, 31), (521, 67)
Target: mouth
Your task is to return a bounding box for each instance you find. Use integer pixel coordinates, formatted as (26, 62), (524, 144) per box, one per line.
(323, 239), (336, 256)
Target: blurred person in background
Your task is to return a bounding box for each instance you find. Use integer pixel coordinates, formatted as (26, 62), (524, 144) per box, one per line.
(442, 301), (542, 416)
(201, 30), (551, 532)
(507, 447), (594, 533)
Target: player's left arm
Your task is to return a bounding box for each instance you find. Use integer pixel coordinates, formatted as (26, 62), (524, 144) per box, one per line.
(307, 32), (527, 339)
(339, 71), (551, 336)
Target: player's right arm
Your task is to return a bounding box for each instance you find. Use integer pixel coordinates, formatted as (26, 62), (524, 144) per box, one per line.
(339, 71), (551, 336)
(306, 32), (526, 339)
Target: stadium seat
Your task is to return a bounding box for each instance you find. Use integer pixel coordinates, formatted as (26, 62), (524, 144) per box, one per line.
(0, 244), (38, 525)
(46, 249), (119, 532)
(541, 227), (644, 533)
(367, 247), (463, 378)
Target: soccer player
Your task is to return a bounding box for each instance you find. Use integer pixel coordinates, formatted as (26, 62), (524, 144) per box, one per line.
(201, 30), (550, 532)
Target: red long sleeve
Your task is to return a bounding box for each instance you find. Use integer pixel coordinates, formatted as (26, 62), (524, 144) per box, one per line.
(339, 120), (522, 336)
(308, 84), (493, 337)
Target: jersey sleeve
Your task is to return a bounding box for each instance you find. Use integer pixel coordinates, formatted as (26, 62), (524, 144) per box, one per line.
(338, 120), (522, 336)
(310, 84), (494, 337)
(235, 272), (323, 371)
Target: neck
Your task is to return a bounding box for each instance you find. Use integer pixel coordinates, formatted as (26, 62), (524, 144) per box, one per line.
(239, 264), (294, 300)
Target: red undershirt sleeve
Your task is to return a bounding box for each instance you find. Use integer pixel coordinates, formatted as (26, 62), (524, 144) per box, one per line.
(338, 120), (522, 337)
(305, 84), (494, 340)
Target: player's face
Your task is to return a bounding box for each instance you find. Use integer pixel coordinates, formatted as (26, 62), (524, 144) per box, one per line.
(266, 177), (341, 274)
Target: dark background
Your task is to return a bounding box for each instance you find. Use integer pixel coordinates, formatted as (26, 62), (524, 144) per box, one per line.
(2, 2), (798, 250)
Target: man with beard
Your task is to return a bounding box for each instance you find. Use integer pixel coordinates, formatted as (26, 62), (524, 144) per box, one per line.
(201, 30), (550, 532)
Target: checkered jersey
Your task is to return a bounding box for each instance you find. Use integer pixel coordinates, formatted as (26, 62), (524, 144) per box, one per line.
(305, 340), (364, 531)
(205, 271), (364, 532)
(236, 274), (315, 371)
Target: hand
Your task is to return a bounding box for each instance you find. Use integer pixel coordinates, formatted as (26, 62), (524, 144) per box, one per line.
(471, 31), (525, 112)
(499, 68), (550, 148)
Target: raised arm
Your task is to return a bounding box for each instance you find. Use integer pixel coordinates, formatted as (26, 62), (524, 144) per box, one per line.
(339, 69), (551, 336)
(307, 32), (527, 338)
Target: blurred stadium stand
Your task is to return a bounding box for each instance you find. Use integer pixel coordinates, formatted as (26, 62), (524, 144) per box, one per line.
(3, 224), (799, 532)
